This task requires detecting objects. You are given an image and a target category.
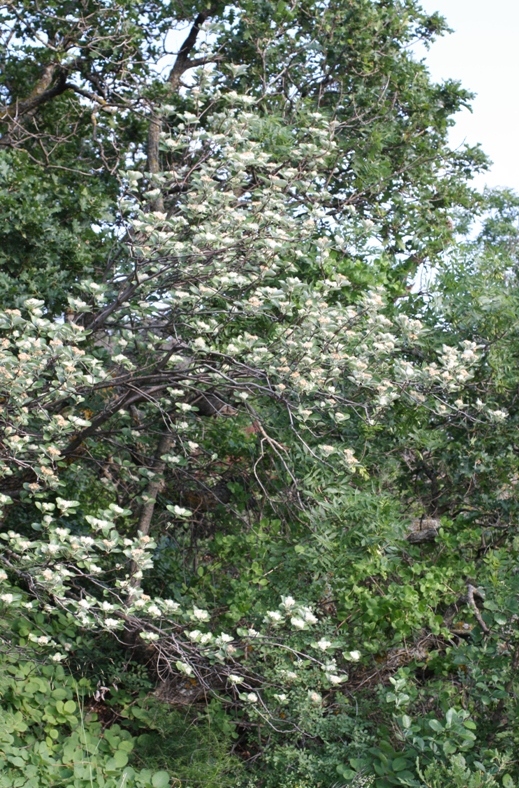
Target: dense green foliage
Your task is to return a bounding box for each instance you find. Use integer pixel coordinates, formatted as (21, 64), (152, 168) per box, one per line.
(0, 2), (518, 787)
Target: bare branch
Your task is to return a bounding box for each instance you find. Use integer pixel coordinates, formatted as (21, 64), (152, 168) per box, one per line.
(168, 11), (214, 90)
(146, 6), (220, 187)
(466, 584), (490, 634)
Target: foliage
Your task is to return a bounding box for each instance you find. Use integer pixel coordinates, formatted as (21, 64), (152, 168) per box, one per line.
(0, 654), (169, 787)
(132, 701), (245, 787)
(1, 2), (519, 788)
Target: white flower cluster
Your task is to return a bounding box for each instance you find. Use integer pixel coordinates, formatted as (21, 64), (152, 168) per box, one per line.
(263, 596), (318, 631)
(423, 341), (480, 391)
(0, 305), (107, 489)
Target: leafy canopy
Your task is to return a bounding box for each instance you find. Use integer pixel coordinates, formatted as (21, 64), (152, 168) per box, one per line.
(1, 2), (519, 788)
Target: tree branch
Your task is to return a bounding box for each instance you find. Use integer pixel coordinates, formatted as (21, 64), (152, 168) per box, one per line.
(64, 82), (114, 108)
(168, 11), (213, 90)
(136, 432), (175, 538)
(0, 67), (69, 123)
(128, 431), (174, 592)
(146, 7), (219, 190)
(466, 584), (490, 634)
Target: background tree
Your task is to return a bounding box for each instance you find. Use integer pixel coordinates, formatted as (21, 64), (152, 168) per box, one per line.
(1, 3), (518, 788)
(1, 0), (486, 308)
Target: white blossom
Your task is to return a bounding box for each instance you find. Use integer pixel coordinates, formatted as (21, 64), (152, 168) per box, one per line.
(316, 638), (332, 651)
(326, 673), (346, 685)
(343, 449), (359, 467)
(300, 607), (318, 624)
(56, 498), (79, 512)
(175, 661), (193, 676)
(265, 610), (283, 624)
(140, 631), (160, 643)
(192, 606), (210, 622)
(170, 505), (192, 517)
(163, 599), (181, 612)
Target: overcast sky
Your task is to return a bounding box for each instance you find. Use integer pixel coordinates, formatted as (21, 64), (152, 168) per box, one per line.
(417, 0), (519, 193)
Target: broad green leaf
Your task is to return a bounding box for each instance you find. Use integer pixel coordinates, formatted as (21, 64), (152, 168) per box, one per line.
(151, 771), (170, 788)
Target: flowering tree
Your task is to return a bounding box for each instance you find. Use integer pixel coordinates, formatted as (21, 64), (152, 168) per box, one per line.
(0, 84), (512, 785)
(1, 2), (518, 788)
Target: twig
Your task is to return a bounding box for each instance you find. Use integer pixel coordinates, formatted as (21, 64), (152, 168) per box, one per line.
(466, 584), (490, 634)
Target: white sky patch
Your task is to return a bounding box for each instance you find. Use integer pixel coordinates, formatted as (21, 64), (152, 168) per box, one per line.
(417, 0), (519, 193)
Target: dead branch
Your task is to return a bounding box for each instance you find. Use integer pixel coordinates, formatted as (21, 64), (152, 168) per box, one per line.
(466, 584), (490, 634)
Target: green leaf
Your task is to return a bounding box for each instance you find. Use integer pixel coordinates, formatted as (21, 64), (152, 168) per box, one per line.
(337, 765), (356, 779)
(349, 758), (369, 771)
(118, 740), (134, 753)
(443, 741), (457, 755)
(397, 771), (417, 784)
(445, 708), (456, 727)
(151, 771), (170, 788)
(112, 751), (129, 769)
(391, 757), (409, 772)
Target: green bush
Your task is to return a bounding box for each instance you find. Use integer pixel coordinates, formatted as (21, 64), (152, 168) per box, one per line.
(0, 654), (170, 788)
(132, 700), (245, 788)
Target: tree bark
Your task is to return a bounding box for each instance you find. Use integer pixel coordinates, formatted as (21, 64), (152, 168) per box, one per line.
(136, 431), (174, 539)
(146, 8), (217, 196)
(128, 431), (174, 592)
